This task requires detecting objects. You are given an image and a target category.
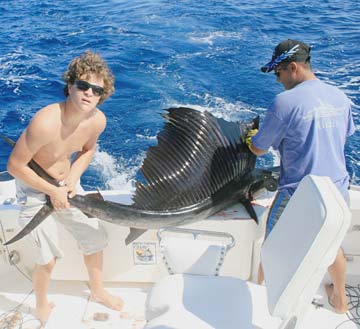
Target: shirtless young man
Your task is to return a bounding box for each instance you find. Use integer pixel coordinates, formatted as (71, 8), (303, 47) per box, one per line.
(7, 51), (123, 325)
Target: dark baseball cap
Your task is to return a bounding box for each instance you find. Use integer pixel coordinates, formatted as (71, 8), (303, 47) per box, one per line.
(261, 39), (311, 73)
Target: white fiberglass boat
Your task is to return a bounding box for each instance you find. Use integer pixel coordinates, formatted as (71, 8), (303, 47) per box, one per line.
(0, 171), (359, 329)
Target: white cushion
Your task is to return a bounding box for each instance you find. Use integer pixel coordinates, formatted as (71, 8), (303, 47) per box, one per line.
(145, 274), (282, 329)
(262, 175), (351, 318)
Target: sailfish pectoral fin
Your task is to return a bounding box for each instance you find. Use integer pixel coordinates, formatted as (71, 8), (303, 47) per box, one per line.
(239, 197), (258, 224)
(125, 228), (147, 245)
(3, 204), (54, 246)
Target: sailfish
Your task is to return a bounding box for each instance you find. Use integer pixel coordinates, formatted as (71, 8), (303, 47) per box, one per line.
(2, 107), (277, 245)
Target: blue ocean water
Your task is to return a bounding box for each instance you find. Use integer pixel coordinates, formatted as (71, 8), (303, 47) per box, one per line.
(0, 0), (359, 190)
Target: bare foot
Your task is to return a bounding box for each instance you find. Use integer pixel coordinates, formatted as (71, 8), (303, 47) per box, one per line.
(36, 302), (55, 325)
(325, 283), (348, 314)
(91, 290), (124, 311)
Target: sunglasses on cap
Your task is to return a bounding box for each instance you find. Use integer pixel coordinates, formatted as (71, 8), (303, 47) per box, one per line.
(75, 80), (104, 97)
(261, 44), (300, 73)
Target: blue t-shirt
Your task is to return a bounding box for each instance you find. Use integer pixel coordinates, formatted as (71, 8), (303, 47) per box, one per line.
(252, 79), (355, 196)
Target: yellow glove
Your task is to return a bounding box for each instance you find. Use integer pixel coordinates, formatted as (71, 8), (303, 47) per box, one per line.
(245, 129), (258, 149)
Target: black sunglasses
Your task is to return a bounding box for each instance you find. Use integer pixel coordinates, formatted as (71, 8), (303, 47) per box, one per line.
(274, 64), (289, 77)
(75, 80), (104, 97)
(274, 69), (281, 78)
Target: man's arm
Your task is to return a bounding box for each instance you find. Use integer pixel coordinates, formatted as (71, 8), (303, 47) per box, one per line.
(248, 143), (268, 156)
(245, 129), (268, 156)
(65, 139), (97, 197)
(7, 109), (69, 209)
(65, 111), (107, 197)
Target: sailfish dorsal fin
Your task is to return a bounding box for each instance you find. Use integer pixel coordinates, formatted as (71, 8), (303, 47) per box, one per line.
(132, 107), (257, 210)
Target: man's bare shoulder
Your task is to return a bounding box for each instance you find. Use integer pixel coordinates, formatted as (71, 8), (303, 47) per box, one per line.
(30, 103), (62, 129)
(27, 103), (62, 139)
(92, 108), (107, 132)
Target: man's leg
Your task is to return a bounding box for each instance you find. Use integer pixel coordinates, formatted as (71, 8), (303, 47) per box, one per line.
(325, 249), (348, 314)
(83, 251), (123, 311)
(16, 183), (63, 325)
(33, 258), (56, 325)
(257, 263), (264, 284)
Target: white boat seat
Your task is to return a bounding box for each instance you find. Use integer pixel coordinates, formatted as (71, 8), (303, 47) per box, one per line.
(145, 274), (282, 329)
(144, 175), (351, 329)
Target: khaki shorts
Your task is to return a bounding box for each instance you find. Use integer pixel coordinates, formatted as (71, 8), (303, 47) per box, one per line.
(16, 180), (108, 265)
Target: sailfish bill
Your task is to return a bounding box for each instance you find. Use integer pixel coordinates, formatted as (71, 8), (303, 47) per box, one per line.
(1, 107), (278, 246)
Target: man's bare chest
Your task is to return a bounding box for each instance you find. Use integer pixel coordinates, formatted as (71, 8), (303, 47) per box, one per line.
(40, 131), (90, 161)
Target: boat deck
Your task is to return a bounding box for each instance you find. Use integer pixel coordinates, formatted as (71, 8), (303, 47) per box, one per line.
(1, 265), (360, 329)
(0, 266), (148, 329)
(0, 178), (359, 328)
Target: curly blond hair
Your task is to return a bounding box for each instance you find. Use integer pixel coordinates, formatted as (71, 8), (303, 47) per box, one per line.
(62, 50), (115, 104)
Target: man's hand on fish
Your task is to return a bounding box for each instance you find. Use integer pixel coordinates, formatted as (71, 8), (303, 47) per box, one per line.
(50, 185), (71, 210)
(63, 178), (77, 198)
(245, 129), (258, 149)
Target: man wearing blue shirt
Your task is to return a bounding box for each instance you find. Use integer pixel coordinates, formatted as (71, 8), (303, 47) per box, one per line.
(247, 39), (355, 313)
